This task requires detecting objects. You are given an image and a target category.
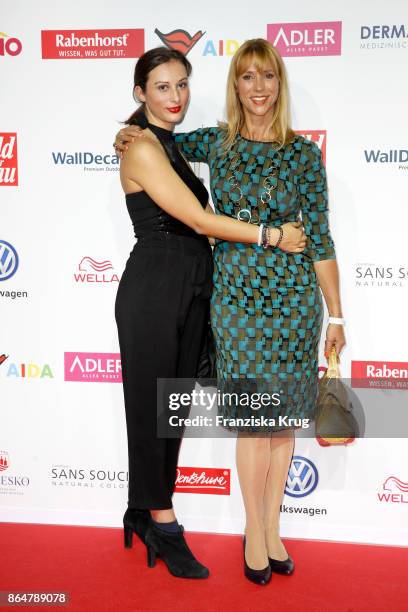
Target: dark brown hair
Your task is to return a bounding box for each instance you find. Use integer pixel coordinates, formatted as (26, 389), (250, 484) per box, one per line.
(125, 46), (192, 126)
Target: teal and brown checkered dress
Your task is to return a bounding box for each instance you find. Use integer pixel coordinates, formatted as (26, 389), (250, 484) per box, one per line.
(175, 128), (336, 427)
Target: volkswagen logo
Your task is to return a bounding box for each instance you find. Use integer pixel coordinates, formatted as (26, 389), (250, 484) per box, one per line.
(285, 456), (319, 498)
(0, 240), (19, 281)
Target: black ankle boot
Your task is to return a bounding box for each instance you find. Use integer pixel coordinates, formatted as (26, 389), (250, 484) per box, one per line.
(145, 523), (209, 579)
(243, 537), (272, 585)
(123, 508), (151, 547)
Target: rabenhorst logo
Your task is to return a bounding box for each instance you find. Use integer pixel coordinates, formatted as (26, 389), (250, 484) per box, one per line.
(352, 361), (408, 390)
(74, 257), (119, 284)
(0, 357), (53, 379)
(51, 465), (128, 489)
(0, 450), (10, 472)
(174, 467), (230, 495)
(354, 263), (407, 288)
(41, 29), (144, 59)
(51, 150), (119, 172)
(267, 21), (342, 57)
(360, 24), (408, 50)
(295, 130), (326, 164)
(0, 32), (22, 56)
(377, 476), (408, 503)
(364, 148), (408, 170)
(64, 352), (122, 382)
(0, 133), (18, 186)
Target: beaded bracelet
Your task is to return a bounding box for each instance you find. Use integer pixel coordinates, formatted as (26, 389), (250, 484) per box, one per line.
(274, 226), (284, 248)
(261, 226), (269, 249)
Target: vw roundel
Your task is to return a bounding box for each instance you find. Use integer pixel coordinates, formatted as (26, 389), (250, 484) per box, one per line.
(285, 456), (319, 498)
(0, 240), (19, 281)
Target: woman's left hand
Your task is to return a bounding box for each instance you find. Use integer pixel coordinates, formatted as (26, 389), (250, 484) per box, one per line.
(324, 324), (346, 360)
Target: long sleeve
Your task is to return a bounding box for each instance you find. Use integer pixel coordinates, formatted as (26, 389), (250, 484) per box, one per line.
(298, 141), (336, 262)
(174, 127), (220, 163)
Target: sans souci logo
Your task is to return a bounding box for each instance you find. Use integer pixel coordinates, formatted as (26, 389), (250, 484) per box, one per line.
(360, 24), (408, 50)
(0, 355), (53, 380)
(74, 257), (119, 284)
(0, 451), (30, 495)
(267, 21), (342, 57)
(354, 263), (407, 288)
(51, 465), (128, 489)
(41, 29), (144, 59)
(51, 150), (119, 173)
(364, 147), (408, 171)
(352, 361), (408, 390)
(155, 28), (241, 57)
(0, 450), (10, 471)
(174, 467), (230, 495)
(377, 476), (408, 504)
(0, 133), (18, 186)
(0, 32), (22, 57)
(64, 352), (122, 382)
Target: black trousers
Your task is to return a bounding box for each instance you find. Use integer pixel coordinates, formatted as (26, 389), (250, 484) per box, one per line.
(115, 233), (213, 509)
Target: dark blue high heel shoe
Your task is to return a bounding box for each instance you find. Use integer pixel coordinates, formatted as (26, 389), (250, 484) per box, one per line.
(243, 537), (272, 585)
(123, 508), (150, 548)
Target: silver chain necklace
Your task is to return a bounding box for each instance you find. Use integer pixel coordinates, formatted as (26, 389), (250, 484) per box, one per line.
(225, 139), (283, 224)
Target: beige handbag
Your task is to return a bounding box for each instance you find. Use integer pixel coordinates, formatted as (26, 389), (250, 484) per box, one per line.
(316, 347), (358, 446)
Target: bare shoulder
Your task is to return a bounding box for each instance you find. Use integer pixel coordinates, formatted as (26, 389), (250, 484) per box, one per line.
(123, 131), (161, 161)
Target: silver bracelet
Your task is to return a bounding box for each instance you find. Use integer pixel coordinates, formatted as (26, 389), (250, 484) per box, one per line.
(328, 317), (345, 325)
(257, 224), (264, 246)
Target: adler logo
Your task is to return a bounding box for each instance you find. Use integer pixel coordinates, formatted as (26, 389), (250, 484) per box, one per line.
(351, 360), (408, 390)
(267, 22), (342, 57)
(64, 352), (122, 382)
(174, 467), (230, 495)
(41, 29), (144, 59)
(377, 476), (408, 504)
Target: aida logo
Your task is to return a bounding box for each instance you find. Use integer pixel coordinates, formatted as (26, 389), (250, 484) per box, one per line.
(174, 467), (230, 495)
(74, 257), (119, 284)
(352, 360), (408, 390)
(0, 451), (9, 471)
(377, 476), (408, 504)
(0, 133), (18, 186)
(64, 352), (122, 383)
(1, 359), (54, 379)
(295, 130), (326, 164)
(154, 28), (205, 55)
(0, 32), (22, 56)
(267, 21), (342, 57)
(41, 29), (145, 59)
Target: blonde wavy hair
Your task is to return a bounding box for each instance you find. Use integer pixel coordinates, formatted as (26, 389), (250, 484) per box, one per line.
(221, 38), (295, 150)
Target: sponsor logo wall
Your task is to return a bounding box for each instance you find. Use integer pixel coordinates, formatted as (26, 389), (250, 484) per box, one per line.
(1, 0), (407, 545)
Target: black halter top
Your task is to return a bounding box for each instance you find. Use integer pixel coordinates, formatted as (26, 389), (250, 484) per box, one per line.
(125, 121), (209, 239)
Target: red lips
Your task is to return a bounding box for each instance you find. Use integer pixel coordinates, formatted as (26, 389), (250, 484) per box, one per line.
(167, 106), (181, 113)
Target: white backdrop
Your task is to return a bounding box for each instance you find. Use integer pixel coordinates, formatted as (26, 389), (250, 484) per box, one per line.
(1, 0), (408, 546)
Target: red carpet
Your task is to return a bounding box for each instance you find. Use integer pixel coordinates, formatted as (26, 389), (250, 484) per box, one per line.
(1, 523), (407, 612)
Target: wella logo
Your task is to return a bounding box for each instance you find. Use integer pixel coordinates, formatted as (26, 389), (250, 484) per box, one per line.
(352, 360), (408, 390)
(267, 21), (342, 57)
(41, 29), (145, 59)
(295, 130), (326, 164)
(0, 133), (18, 186)
(377, 476), (408, 504)
(74, 257), (119, 284)
(64, 352), (122, 382)
(175, 467), (230, 495)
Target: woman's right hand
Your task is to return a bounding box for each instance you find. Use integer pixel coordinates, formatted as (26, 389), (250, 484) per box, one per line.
(276, 221), (307, 253)
(114, 126), (144, 157)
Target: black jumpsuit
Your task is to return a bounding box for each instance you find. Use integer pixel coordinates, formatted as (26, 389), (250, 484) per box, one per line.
(115, 122), (213, 510)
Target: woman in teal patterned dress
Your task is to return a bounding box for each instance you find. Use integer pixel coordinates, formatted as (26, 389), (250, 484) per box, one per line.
(115, 39), (345, 585)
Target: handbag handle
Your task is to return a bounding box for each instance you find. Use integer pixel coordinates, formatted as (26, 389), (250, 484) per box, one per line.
(326, 347), (340, 379)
